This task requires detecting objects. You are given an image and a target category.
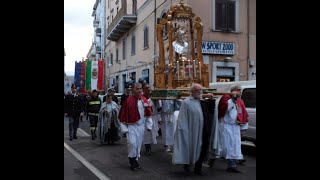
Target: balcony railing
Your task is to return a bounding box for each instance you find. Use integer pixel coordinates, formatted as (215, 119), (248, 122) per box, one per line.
(106, 0), (137, 41)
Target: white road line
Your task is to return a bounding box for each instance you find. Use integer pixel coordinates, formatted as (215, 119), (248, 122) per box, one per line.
(77, 128), (90, 137)
(241, 141), (255, 147)
(64, 142), (111, 180)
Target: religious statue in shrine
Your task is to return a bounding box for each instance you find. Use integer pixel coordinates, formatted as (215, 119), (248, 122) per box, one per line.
(172, 27), (188, 55)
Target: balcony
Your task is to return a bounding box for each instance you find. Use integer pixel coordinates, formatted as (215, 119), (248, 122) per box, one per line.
(107, 0), (137, 41)
(96, 28), (101, 36)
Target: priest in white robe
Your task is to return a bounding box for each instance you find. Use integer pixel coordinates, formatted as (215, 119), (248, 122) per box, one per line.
(118, 83), (153, 171)
(218, 84), (246, 173)
(142, 83), (162, 156)
(172, 83), (216, 176)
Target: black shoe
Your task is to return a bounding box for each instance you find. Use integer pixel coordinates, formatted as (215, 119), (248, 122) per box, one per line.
(145, 145), (152, 156)
(194, 170), (206, 176)
(209, 159), (215, 168)
(134, 160), (141, 169)
(130, 165), (136, 171)
(183, 165), (191, 173)
(129, 158), (140, 170)
(92, 136), (95, 140)
(69, 137), (73, 141)
(73, 136), (78, 139)
(237, 159), (246, 165)
(227, 167), (244, 173)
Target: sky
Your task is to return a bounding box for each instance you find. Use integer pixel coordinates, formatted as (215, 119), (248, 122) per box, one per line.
(64, 0), (96, 76)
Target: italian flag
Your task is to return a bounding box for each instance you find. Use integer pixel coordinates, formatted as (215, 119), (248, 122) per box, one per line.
(85, 60), (104, 92)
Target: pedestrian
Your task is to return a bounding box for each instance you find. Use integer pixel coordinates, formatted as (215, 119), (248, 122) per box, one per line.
(118, 82), (152, 170)
(64, 85), (84, 141)
(98, 94), (121, 144)
(172, 93), (183, 137)
(79, 93), (87, 122)
(172, 83), (216, 176)
(87, 89), (102, 140)
(159, 99), (180, 152)
(142, 83), (161, 156)
(120, 84), (132, 106)
(104, 88), (119, 104)
(218, 83), (248, 173)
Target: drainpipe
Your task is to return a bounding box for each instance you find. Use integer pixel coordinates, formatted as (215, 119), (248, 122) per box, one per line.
(104, 0), (107, 92)
(153, 0), (157, 88)
(247, 0), (250, 80)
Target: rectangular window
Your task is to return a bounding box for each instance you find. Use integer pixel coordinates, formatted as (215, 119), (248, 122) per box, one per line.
(110, 53), (113, 65)
(216, 0), (236, 31)
(122, 39), (126, 60)
(131, 35), (136, 55)
(141, 69), (149, 83)
(241, 88), (256, 108)
(144, 27), (149, 49)
(116, 48), (119, 61)
(130, 72), (136, 81)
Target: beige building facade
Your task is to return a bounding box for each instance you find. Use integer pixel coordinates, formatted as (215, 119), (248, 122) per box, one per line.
(104, 0), (256, 93)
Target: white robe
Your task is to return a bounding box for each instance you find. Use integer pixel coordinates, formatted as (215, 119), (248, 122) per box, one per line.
(160, 100), (177, 146)
(98, 101), (120, 144)
(127, 100), (151, 159)
(143, 99), (160, 144)
(218, 99), (243, 160)
(172, 96), (204, 164)
(207, 100), (221, 159)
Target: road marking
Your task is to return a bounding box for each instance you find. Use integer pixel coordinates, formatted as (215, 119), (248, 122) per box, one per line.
(64, 142), (110, 180)
(77, 128), (90, 137)
(241, 141), (255, 147)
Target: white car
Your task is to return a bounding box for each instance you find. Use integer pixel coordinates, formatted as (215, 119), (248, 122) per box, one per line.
(239, 84), (256, 146)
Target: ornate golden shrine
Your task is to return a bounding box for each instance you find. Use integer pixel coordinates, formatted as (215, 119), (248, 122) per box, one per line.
(154, 0), (209, 90)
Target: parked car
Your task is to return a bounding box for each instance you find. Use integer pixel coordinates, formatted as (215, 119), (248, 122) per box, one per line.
(239, 84), (256, 146)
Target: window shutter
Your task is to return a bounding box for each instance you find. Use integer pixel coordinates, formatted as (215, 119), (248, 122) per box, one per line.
(216, 0), (227, 30)
(131, 35), (135, 55)
(144, 27), (149, 48)
(122, 39), (126, 60)
(228, 1), (236, 31)
(116, 48), (118, 61)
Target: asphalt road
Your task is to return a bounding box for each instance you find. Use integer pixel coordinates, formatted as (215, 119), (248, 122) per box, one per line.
(64, 117), (256, 180)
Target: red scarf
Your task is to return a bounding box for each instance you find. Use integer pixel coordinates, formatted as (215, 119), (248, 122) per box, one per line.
(218, 94), (249, 124)
(142, 94), (154, 113)
(118, 95), (152, 124)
